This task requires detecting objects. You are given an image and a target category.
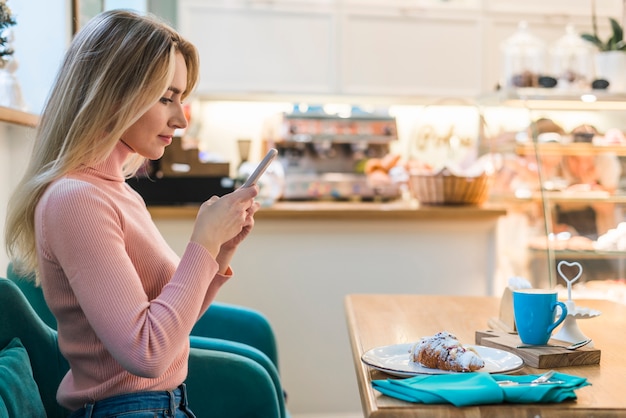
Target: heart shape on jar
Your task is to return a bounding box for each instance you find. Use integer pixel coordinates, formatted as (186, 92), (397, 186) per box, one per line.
(557, 261), (582, 286)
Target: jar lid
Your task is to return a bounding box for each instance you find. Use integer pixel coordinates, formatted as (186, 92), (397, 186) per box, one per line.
(550, 24), (593, 57)
(501, 21), (546, 55)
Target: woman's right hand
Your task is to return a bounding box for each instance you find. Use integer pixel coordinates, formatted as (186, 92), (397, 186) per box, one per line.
(190, 186), (259, 257)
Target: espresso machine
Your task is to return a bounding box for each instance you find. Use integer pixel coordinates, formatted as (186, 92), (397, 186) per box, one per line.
(267, 109), (399, 201)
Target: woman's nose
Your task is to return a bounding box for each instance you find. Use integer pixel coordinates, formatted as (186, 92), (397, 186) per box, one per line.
(171, 104), (188, 130)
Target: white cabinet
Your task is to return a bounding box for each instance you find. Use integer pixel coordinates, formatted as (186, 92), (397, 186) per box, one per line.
(178, 0), (626, 98)
(339, 6), (483, 96)
(178, 0), (336, 95)
(179, 0), (486, 97)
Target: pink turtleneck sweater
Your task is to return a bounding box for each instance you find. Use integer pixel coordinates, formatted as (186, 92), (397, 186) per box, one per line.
(35, 141), (229, 411)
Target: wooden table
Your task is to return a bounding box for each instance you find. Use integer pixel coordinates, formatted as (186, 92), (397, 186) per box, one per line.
(345, 294), (626, 417)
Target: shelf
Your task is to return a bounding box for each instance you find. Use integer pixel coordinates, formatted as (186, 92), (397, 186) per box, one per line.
(491, 191), (626, 204)
(0, 106), (38, 128)
(483, 89), (626, 111)
(515, 142), (626, 157)
(529, 247), (626, 260)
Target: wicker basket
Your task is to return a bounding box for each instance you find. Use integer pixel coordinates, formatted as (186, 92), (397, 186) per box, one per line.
(408, 171), (492, 205)
(406, 98), (494, 206)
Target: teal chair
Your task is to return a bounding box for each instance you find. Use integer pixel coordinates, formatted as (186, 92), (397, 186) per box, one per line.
(191, 301), (279, 370)
(7, 267), (280, 371)
(5, 265), (289, 417)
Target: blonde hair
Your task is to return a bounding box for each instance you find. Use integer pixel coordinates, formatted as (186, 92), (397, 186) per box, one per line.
(5, 9), (199, 280)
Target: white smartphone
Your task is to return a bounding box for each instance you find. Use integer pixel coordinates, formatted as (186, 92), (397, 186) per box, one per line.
(240, 148), (278, 188)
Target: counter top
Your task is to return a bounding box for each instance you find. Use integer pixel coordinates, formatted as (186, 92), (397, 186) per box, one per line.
(0, 106), (38, 128)
(147, 201), (507, 221)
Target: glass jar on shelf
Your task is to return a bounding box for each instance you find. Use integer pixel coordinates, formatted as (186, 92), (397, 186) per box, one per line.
(549, 24), (594, 91)
(500, 21), (547, 89)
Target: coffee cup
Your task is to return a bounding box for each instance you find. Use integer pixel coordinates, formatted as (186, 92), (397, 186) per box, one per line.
(512, 288), (568, 345)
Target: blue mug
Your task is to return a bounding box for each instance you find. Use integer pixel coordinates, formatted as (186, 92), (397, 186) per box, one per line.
(513, 289), (568, 345)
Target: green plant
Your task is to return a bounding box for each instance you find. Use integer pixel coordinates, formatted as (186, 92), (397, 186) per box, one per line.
(580, 0), (626, 51)
(0, 0), (16, 64)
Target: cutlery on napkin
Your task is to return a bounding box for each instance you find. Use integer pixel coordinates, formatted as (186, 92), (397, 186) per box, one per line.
(372, 372), (589, 407)
(496, 370), (563, 386)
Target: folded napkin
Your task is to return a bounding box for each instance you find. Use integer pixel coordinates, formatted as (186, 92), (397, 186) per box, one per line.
(372, 372), (589, 407)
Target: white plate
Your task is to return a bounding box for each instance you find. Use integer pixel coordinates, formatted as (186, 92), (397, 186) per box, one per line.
(361, 343), (524, 377)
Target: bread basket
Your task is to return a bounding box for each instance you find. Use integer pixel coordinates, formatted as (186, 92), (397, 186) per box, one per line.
(406, 99), (494, 206)
(408, 169), (492, 205)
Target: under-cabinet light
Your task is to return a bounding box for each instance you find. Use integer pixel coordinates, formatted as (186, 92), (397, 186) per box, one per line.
(580, 94), (597, 103)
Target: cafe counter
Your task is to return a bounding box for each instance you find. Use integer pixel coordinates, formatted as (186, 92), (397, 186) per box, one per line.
(148, 200), (506, 221)
(148, 200), (507, 415)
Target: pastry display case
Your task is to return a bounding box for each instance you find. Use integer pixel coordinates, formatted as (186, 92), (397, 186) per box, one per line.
(489, 89), (626, 303)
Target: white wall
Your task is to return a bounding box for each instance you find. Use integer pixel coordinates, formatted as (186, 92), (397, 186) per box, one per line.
(0, 123), (35, 275)
(105, 0), (146, 12)
(11, 0), (69, 114)
(10, 0), (154, 114)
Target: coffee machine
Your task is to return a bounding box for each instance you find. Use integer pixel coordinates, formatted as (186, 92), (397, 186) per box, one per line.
(266, 109), (399, 201)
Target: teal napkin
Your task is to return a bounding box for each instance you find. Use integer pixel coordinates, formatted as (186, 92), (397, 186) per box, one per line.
(373, 373), (503, 406)
(372, 372), (589, 407)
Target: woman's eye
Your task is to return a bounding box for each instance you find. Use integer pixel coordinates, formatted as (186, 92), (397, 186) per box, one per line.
(160, 97), (174, 104)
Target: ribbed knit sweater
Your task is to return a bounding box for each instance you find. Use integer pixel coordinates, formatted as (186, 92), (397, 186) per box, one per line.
(34, 141), (228, 411)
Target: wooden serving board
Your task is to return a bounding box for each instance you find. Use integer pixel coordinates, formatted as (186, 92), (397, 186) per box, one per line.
(475, 330), (601, 369)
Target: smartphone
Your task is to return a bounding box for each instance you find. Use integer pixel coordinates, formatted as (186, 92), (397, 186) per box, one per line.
(240, 148), (278, 188)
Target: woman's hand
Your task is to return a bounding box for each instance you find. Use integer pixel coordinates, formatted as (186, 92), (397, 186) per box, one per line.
(190, 186), (259, 258)
(220, 198), (260, 251)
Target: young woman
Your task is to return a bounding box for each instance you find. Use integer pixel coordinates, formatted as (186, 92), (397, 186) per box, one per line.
(4, 9), (259, 417)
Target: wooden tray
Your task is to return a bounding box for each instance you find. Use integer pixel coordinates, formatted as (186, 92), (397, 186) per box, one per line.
(475, 330), (601, 369)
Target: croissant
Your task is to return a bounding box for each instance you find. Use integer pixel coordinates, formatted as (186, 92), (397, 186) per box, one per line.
(409, 331), (484, 372)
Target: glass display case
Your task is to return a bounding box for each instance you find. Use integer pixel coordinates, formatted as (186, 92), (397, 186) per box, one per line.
(488, 89), (626, 303)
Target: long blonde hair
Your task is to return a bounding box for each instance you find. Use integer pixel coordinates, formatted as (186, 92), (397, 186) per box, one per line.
(5, 9), (199, 280)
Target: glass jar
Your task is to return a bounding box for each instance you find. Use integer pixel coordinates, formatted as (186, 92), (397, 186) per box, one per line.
(500, 21), (547, 89)
(550, 24), (594, 90)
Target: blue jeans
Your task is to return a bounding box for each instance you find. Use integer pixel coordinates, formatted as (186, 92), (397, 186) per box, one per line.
(67, 384), (196, 418)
